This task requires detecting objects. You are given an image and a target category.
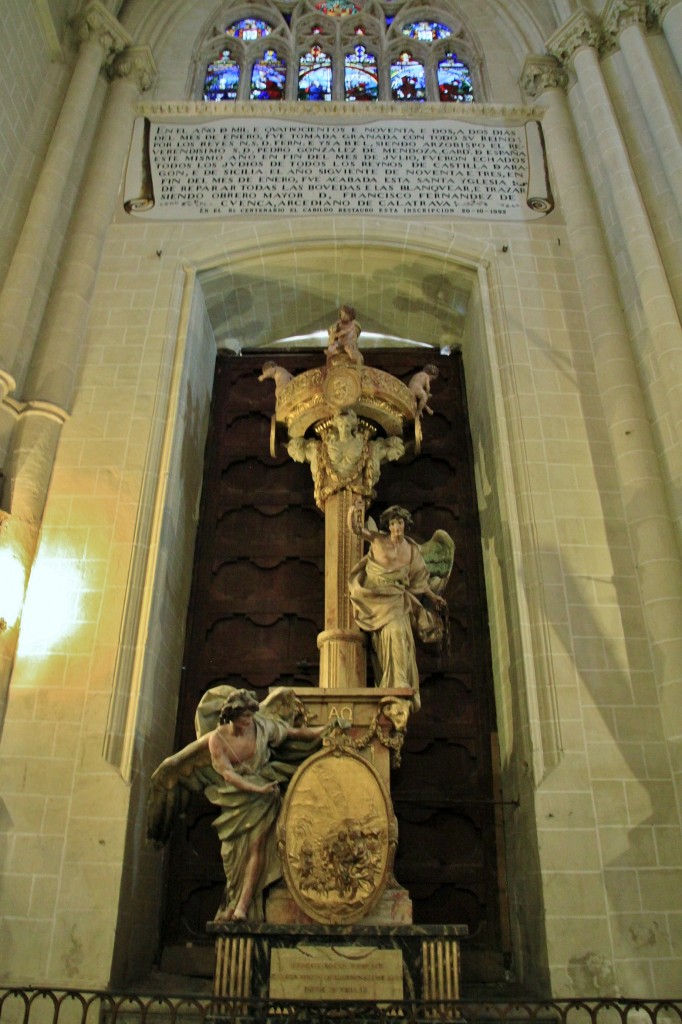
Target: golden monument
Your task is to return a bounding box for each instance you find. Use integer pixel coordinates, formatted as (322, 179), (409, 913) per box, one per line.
(147, 308), (463, 1002)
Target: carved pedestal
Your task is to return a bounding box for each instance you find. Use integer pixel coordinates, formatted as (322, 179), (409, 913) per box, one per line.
(211, 922), (467, 1002)
(267, 687), (414, 927)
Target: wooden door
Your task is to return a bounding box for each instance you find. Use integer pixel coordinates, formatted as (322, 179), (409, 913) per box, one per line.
(161, 350), (506, 983)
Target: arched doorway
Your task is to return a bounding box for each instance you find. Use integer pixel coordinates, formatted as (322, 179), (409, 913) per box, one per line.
(160, 336), (508, 984)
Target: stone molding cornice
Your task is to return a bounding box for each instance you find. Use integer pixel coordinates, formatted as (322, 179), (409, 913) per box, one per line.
(138, 99), (542, 120)
(110, 45), (158, 92)
(0, 369), (16, 403)
(546, 9), (603, 67)
(519, 55), (568, 99)
(72, 1), (132, 63)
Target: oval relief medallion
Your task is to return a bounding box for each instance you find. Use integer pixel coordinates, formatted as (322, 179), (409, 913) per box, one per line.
(277, 746), (397, 924)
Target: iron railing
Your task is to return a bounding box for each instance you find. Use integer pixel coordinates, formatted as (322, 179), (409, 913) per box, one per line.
(0, 989), (681, 1024)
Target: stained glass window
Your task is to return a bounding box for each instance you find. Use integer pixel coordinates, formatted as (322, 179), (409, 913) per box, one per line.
(251, 49), (287, 99)
(402, 20), (452, 41)
(315, 0), (361, 15)
(390, 52), (425, 101)
(226, 18), (272, 39)
(437, 51), (473, 102)
(201, 0), (477, 103)
(298, 45), (332, 100)
(204, 50), (240, 100)
(344, 44), (378, 101)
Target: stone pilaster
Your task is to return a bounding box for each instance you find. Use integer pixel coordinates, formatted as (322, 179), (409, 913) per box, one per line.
(648, 0), (682, 76)
(605, 0), (682, 223)
(547, 13), (682, 544)
(0, 41), (156, 728)
(25, 43), (157, 409)
(0, 2), (131, 399)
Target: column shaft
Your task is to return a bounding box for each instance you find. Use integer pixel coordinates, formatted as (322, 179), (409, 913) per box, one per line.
(318, 489), (366, 689)
(573, 43), (682, 514)
(525, 65), (682, 782)
(658, 0), (682, 75)
(618, 21), (682, 223)
(0, 3), (130, 399)
(25, 50), (154, 409)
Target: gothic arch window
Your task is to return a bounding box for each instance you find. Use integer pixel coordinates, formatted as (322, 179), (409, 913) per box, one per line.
(195, 0), (480, 103)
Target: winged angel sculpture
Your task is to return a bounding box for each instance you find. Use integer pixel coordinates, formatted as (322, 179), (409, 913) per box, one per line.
(147, 686), (327, 922)
(348, 504), (455, 709)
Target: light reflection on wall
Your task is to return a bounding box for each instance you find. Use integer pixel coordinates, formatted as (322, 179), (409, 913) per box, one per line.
(0, 546), (26, 629)
(17, 552), (85, 655)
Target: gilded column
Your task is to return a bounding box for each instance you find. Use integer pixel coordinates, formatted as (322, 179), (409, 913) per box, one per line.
(603, 0), (682, 222)
(317, 488), (367, 689)
(0, 1), (131, 401)
(521, 54), (682, 789)
(547, 10), (682, 533)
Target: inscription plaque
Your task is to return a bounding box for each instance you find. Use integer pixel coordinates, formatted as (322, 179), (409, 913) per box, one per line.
(269, 946), (403, 1000)
(124, 116), (553, 220)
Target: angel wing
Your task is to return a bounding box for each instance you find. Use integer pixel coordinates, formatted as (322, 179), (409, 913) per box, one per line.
(419, 529), (456, 595)
(146, 734), (218, 847)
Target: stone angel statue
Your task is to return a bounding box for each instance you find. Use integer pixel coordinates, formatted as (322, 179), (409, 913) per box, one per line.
(147, 686), (327, 922)
(348, 504), (455, 709)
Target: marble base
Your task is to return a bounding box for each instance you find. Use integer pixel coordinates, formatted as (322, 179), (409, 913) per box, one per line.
(209, 921), (468, 1002)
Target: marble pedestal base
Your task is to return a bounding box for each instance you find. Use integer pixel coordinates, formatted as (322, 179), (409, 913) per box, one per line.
(209, 921), (468, 1002)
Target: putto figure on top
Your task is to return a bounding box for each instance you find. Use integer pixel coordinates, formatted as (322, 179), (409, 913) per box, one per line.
(327, 304), (363, 364)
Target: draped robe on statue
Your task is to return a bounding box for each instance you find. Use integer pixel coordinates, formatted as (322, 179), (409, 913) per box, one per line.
(348, 538), (441, 709)
(195, 689), (318, 921)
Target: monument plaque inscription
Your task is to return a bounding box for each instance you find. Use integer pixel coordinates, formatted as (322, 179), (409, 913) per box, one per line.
(124, 116), (553, 220)
(269, 946), (403, 1000)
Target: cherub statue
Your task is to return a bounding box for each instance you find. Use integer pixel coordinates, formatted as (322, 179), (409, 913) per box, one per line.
(147, 686), (327, 922)
(327, 305), (363, 365)
(348, 503), (454, 709)
(408, 364), (439, 417)
(258, 360), (293, 396)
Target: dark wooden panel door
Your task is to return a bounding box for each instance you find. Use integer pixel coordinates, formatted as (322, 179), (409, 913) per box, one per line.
(161, 351), (506, 983)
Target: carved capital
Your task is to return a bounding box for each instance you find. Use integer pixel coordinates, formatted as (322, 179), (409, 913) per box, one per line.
(546, 10), (603, 66)
(603, 0), (648, 48)
(520, 55), (568, 98)
(72, 1), (131, 61)
(648, 0), (682, 21)
(110, 45), (158, 92)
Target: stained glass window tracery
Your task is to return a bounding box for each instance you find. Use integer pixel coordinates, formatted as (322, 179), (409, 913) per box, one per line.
(204, 50), (240, 100)
(401, 20), (451, 41)
(344, 44), (378, 101)
(200, 0), (477, 103)
(390, 51), (425, 101)
(437, 50), (473, 102)
(251, 48), (287, 99)
(299, 44), (333, 100)
(315, 0), (361, 15)
(226, 18), (272, 39)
